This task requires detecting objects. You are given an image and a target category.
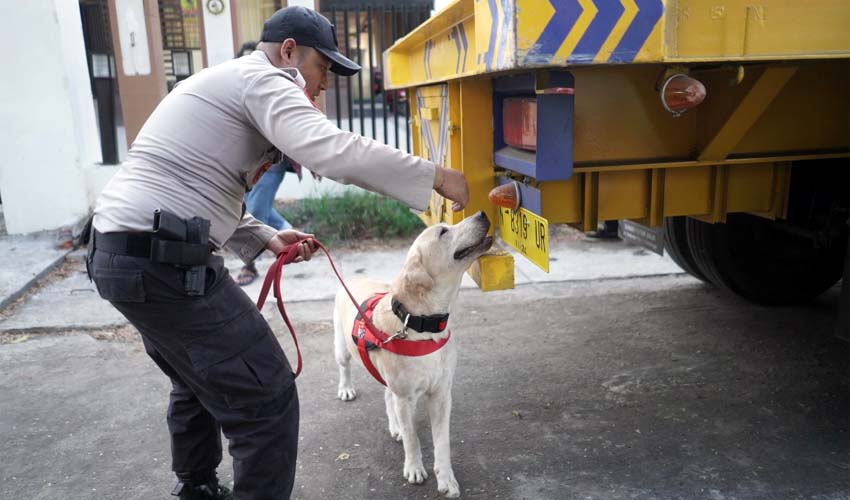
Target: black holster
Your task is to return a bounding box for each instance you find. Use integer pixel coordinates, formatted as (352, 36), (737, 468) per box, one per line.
(152, 209), (211, 296)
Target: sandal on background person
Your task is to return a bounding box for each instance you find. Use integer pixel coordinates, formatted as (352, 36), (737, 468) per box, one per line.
(236, 262), (259, 286)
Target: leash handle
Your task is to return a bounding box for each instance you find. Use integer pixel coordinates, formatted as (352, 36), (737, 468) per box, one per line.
(255, 238), (386, 379)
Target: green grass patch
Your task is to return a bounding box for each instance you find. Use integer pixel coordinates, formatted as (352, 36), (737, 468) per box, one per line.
(276, 191), (424, 243)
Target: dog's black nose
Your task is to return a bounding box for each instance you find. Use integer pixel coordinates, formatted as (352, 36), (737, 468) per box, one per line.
(476, 211), (490, 229)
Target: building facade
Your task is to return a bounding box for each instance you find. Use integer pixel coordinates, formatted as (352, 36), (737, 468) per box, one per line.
(0, 0), (430, 234)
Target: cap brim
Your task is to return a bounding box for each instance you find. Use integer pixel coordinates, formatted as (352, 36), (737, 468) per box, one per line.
(315, 46), (361, 76)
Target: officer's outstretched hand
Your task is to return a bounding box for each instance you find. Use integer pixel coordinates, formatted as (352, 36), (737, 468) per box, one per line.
(266, 230), (318, 262)
(434, 167), (469, 212)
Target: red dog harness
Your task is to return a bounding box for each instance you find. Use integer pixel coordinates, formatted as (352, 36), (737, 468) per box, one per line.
(352, 292), (451, 386)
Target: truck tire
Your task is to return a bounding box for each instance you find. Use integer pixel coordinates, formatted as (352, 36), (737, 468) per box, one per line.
(685, 213), (847, 305)
(663, 216), (708, 282)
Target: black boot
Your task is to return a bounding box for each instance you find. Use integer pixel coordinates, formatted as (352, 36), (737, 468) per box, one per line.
(586, 220), (620, 240)
(171, 474), (232, 500)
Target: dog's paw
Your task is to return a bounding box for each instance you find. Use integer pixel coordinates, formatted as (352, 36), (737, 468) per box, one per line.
(388, 423), (402, 442)
(403, 462), (428, 484)
(437, 475), (460, 498)
(337, 386), (357, 401)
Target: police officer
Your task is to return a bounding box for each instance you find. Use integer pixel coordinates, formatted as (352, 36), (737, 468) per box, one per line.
(88, 6), (469, 500)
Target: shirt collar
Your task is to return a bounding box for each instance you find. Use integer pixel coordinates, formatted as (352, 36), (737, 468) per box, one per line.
(252, 50), (307, 90)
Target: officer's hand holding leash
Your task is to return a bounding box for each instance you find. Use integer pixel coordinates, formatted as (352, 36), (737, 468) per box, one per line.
(433, 167), (469, 212)
(266, 229), (318, 262)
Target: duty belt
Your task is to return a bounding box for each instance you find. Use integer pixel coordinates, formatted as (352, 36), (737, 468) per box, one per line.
(93, 231), (211, 266)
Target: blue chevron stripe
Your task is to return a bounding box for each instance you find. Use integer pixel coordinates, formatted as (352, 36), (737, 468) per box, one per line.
(497, 0), (514, 67)
(422, 40), (426, 78)
(569, 0), (624, 63)
(458, 23), (469, 71)
(609, 0), (662, 62)
(484, 0), (499, 70)
(423, 40), (428, 79)
(428, 41), (433, 78)
(424, 40), (433, 79)
(429, 41), (434, 77)
(524, 0), (583, 65)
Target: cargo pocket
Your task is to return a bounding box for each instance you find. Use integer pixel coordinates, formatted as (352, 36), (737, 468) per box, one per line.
(207, 334), (294, 410)
(92, 269), (146, 303)
(187, 310), (294, 410)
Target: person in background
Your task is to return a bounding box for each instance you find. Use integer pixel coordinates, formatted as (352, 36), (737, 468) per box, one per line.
(236, 41), (257, 58)
(587, 220), (620, 239)
(235, 41), (298, 286)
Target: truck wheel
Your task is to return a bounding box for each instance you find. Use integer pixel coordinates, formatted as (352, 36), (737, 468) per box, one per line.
(663, 216), (708, 282)
(685, 213), (847, 305)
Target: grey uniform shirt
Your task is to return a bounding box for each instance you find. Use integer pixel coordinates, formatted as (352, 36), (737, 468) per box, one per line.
(94, 51), (437, 263)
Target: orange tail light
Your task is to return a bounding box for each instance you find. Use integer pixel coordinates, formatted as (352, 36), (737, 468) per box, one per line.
(661, 74), (706, 116)
(488, 181), (521, 211)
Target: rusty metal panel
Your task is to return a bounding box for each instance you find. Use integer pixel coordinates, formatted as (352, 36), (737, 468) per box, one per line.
(597, 170), (650, 221)
(735, 61), (850, 156)
(540, 177), (583, 224)
(725, 163), (775, 213)
(663, 166), (713, 216)
(572, 65), (697, 164)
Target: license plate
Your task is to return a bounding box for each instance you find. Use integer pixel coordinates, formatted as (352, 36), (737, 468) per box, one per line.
(497, 207), (549, 272)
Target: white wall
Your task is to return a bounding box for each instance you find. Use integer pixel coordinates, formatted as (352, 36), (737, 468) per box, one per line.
(286, 0), (315, 9)
(203, 0), (235, 66)
(85, 165), (121, 209)
(115, 0), (152, 76)
(0, 0), (100, 234)
(0, 0), (410, 235)
(433, 0), (453, 15)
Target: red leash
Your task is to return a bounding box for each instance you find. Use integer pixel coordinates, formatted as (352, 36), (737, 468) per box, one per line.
(256, 239), (452, 381)
(255, 238), (401, 378)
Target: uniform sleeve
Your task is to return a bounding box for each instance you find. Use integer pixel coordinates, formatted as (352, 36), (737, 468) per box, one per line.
(225, 212), (278, 264)
(242, 71), (437, 211)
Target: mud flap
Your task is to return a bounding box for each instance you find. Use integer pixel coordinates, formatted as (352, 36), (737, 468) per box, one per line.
(619, 220), (664, 255)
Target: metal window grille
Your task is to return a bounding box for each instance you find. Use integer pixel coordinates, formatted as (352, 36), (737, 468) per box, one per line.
(80, 0), (120, 165)
(159, 0), (202, 90)
(322, 1), (432, 152)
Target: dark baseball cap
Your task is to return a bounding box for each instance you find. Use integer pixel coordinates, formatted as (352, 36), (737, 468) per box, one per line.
(260, 6), (360, 76)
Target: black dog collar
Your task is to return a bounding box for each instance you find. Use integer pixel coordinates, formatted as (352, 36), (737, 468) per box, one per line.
(391, 298), (449, 333)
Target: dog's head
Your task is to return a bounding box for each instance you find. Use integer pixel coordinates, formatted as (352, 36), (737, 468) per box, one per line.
(393, 211), (493, 310)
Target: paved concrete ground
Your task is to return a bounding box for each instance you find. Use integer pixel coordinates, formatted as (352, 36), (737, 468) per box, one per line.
(0, 231), (69, 310)
(1, 269), (847, 499)
(0, 233), (681, 333)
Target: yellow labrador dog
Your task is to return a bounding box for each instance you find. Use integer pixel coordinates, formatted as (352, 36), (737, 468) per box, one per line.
(333, 211), (492, 498)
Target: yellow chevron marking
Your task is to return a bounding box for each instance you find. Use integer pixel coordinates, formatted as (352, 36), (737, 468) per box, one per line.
(474, 0), (494, 71)
(554, 0), (598, 61)
(516, 0), (555, 61)
(594, 0), (637, 63)
(633, 15), (664, 61)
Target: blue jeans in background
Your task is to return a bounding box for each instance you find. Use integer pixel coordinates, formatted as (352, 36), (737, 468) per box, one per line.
(245, 163), (292, 231)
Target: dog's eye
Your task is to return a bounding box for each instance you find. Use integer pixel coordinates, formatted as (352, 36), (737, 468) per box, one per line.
(439, 227), (448, 237)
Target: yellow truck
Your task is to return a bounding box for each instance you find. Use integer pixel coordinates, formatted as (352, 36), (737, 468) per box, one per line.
(384, 0), (849, 305)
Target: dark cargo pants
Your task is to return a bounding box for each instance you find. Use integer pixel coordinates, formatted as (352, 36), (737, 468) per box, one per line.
(89, 248), (299, 500)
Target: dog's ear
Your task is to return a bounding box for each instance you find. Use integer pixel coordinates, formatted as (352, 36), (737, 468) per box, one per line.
(402, 250), (434, 293)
